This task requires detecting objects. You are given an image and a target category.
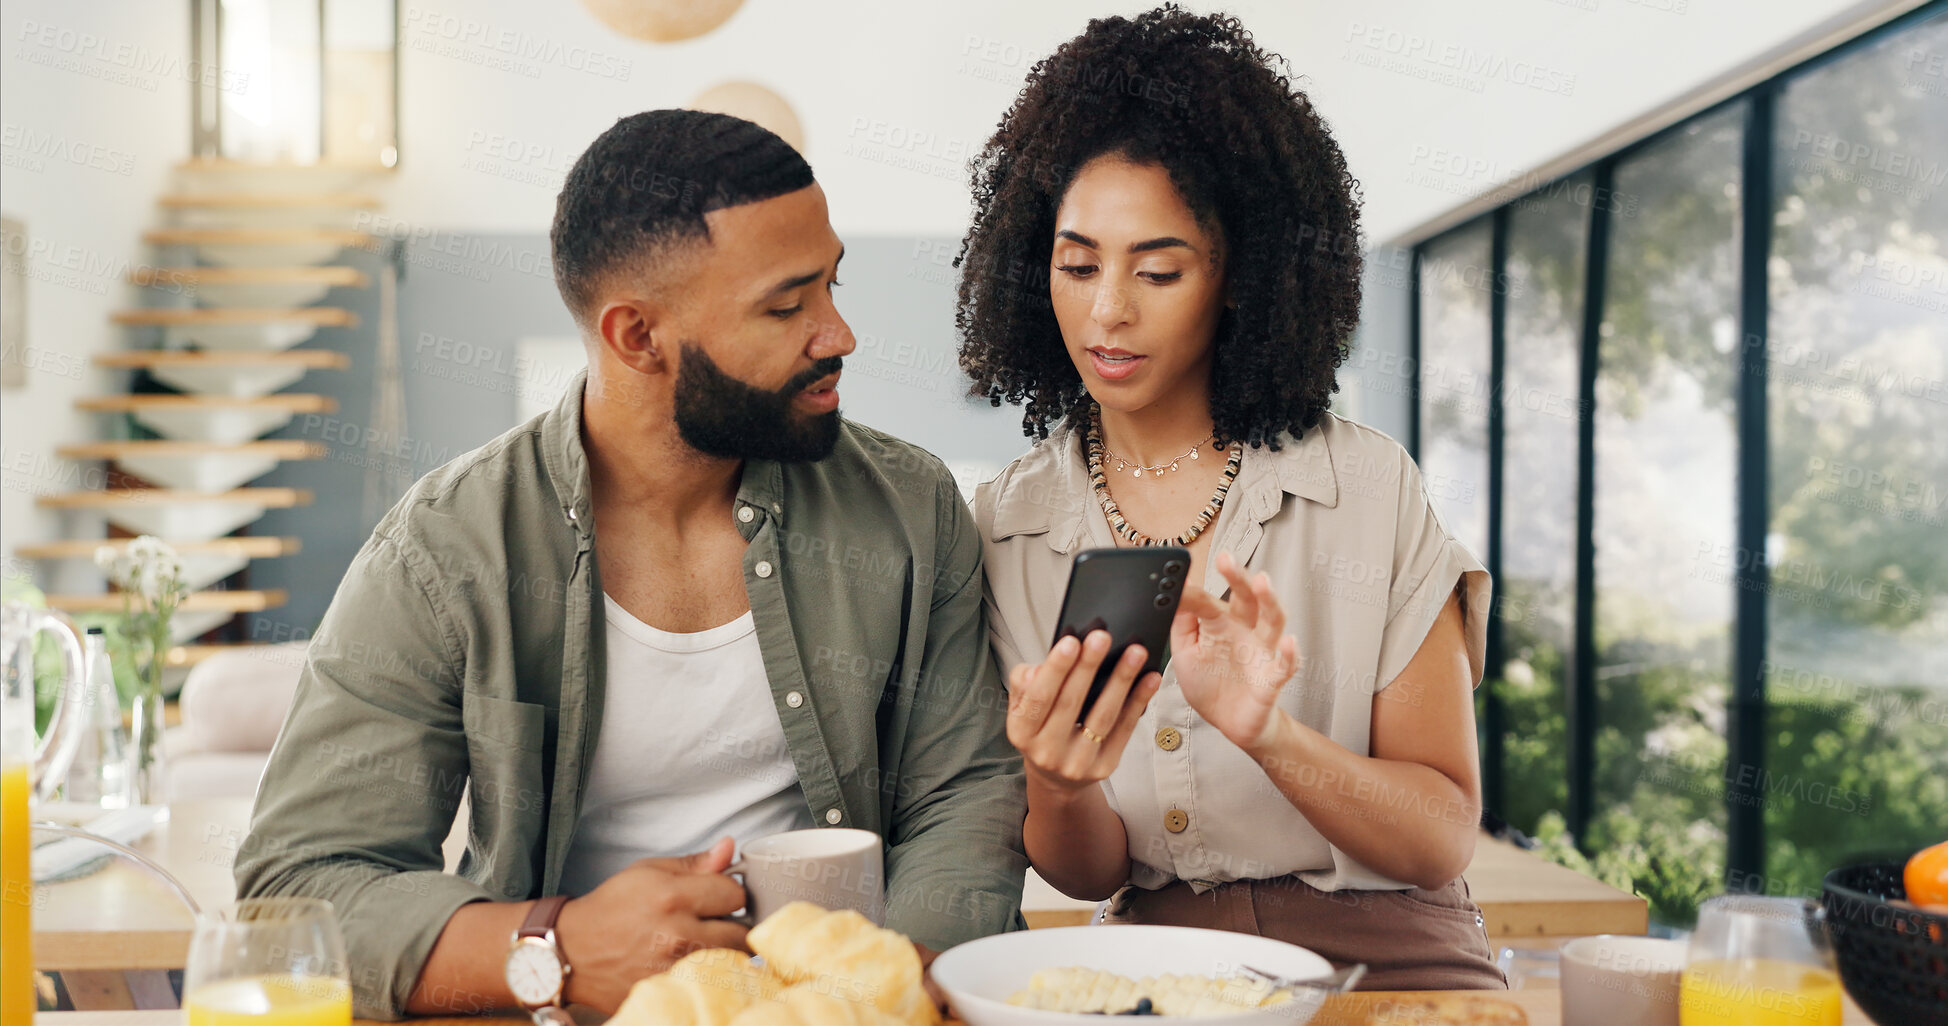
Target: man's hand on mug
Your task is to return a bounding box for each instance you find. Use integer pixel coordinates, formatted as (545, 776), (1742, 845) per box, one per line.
(557, 836), (750, 1012)
(1006, 629), (1163, 793)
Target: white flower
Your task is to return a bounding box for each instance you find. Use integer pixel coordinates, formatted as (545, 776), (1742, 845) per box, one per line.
(94, 544), (124, 580)
(108, 536), (186, 607)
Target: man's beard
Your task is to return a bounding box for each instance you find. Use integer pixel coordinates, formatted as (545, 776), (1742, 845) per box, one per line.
(672, 342), (843, 462)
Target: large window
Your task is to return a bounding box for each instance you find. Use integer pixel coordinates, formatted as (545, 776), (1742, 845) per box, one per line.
(1415, 8), (1948, 926)
(1497, 175), (1590, 834)
(1764, 17), (1948, 900)
(1591, 108), (1744, 920)
(1417, 224), (1494, 560)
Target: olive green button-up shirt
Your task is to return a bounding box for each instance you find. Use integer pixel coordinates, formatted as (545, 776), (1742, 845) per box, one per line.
(236, 374), (1027, 1019)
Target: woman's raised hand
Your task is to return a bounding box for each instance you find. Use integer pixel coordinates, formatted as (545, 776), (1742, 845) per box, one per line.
(1006, 629), (1162, 792)
(1170, 551), (1299, 754)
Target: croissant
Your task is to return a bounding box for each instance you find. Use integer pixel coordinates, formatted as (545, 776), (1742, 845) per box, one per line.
(726, 983), (909, 1025)
(609, 948), (780, 1026)
(748, 902), (939, 1026)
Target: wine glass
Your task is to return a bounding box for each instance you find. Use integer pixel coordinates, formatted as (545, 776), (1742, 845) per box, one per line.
(182, 897), (351, 1026)
(1679, 895), (1842, 1026)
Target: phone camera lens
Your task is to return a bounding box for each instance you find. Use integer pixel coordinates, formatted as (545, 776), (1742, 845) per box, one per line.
(1154, 593), (1172, 609)
(1163, 560), (1186, 575)
(1159, 577), (1180, 592)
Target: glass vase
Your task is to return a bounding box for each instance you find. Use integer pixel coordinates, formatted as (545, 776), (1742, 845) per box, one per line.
(127, 667), (169, 807)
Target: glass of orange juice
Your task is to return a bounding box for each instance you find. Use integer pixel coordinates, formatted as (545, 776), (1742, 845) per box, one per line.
(183, 897), (351, 1026)
(1679, 895), (1842, 1026)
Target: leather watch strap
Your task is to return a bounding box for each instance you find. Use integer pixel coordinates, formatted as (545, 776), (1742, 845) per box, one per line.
(518, 895), (570, 939)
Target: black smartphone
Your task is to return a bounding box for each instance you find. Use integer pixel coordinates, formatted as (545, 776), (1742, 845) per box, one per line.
(1049, 546), (1190, 724)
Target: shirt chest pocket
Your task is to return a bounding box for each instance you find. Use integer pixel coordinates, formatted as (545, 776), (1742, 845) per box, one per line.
(463, 693), (548, 753)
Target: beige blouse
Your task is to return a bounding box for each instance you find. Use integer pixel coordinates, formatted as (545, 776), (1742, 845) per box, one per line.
(973, 412), (1489, 894)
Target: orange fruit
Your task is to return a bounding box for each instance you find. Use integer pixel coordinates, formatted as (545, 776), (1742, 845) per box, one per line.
(1906, 840), (1948, 908)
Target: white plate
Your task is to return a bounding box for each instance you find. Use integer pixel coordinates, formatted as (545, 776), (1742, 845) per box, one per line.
(932, 924), (1334, 1025)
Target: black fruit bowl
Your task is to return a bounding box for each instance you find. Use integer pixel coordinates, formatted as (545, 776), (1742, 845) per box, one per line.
(1822, 861), (1948, 1026)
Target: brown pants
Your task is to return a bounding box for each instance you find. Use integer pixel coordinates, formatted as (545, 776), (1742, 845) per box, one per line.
(1103, 874), (1507, 992)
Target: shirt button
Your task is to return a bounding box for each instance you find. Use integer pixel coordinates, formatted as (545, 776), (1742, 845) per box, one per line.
(1155, 727), (1183, 751)
(754, 560), (774, 578)
(738, 506), (755, 523)
(825, 808), (843, 825)
(785, 691), (804, 708)
(1164, 808), (1189, 834)
(771, 502), (782, 515)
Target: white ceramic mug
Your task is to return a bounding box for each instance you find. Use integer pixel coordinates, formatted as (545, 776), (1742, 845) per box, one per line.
(1559, 935), (1687, 1026)
(726, 827), (884, 926)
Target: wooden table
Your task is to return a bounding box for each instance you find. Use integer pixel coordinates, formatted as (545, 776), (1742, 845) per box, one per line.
(37, 987), (1883, 1025)
(1020, 834), (1646, 940)
(37, 800), (1642, 973)
(35, 798), (469, 973)
(35, 800), (250, 972)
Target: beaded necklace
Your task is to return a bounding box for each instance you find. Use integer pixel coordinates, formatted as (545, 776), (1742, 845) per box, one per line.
(1085, 404), (1243, 547)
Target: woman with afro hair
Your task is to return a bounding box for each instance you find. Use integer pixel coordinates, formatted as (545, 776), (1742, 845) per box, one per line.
(964, 6), (1504, 990)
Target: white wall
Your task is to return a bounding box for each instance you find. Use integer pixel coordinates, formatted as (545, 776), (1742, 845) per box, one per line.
(0, 0), (1893, 566)
(0, 1), (190, 578)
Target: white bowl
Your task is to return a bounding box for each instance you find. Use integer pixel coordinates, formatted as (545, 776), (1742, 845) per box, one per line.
(931, 925), (1334, 1025)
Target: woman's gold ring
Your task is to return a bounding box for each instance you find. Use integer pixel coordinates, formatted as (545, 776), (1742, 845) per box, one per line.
(1079, 725), (1105, 746)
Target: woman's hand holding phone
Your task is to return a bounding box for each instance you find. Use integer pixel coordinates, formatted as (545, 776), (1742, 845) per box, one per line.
(1006, 629), (1162, 792)
(1171, 551), (1300, 755)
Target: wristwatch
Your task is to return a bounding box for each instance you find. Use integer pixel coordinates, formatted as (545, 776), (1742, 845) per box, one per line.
(505, 895), (573, 1023)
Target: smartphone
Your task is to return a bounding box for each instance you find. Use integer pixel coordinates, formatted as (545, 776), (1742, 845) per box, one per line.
(1049, 546), (1190, 724)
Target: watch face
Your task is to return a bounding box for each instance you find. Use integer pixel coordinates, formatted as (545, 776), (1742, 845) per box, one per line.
(505, 940), (564, 1006)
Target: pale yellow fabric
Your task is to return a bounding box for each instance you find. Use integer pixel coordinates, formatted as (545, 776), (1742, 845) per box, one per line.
(973, 412), (1489, 894)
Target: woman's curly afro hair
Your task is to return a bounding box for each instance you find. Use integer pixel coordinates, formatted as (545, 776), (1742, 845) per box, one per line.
(954, 4), (1363, 449)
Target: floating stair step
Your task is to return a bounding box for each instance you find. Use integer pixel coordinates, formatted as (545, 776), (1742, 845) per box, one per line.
(76, 395), (336, 413)
(141, 229), (374, 246)
(35, 487), (313, 509)
(157, 193), (380, 209)
(76, 394), (334, 445)
(46, 589), (288, 614)
(95, 350), (349, 370)
(131, 266), (368, 286)
(57, 439), (325, 459)
(112, 308), (358, 352)
(141, 228), (376, 268)
(20, 536), (301, 591)
(35, 488), (311, 542)
(159, 193), (382, 230)
(54, 440), (324, 491)
(174, 158), (392, 172)
(129, 266), (370, 306)
(16, 536), (301, 560)
(111, 308), (358, 328)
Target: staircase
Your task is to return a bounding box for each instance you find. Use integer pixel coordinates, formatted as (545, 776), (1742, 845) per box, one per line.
(23, 160), (391, 661)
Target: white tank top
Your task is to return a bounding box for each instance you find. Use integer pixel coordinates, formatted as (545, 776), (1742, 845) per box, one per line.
(557, 596), (813, 896)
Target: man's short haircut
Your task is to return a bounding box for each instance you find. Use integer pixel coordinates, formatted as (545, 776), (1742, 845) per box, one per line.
(550, 109), (814, 326)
